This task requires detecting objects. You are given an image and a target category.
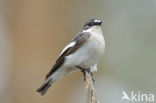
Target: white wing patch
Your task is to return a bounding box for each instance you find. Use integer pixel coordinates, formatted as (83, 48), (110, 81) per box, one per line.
(59, 42), (76, 57)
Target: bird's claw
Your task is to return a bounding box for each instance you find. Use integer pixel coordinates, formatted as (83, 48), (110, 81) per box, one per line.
(76, 66), (94, 82)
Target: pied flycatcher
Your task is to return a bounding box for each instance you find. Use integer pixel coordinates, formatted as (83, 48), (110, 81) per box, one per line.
(37, 19), (105, 95)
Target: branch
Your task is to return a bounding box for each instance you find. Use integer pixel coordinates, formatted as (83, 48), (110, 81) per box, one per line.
(85, 71), (99, 103)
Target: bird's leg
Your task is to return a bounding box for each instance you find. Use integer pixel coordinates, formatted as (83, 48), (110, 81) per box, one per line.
(76, 66), (94, 82)
(76, 66), (88, 81)
(90, 72), (95, 83)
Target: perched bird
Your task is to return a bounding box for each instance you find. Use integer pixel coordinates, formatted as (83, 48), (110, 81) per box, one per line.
(37, 19), (105, 95)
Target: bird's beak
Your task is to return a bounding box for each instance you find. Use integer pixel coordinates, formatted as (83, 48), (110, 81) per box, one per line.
(98, 21), (102, 25)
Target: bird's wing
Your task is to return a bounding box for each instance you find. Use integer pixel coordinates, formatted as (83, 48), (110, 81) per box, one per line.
(45, 32), (91, 79)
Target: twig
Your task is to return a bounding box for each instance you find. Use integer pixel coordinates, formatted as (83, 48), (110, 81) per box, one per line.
(85, 71), (99, 103)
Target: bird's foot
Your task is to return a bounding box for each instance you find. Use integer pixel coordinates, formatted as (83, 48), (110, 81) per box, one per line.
(76, 66), (94, 82)
(90, 72), (95, 83)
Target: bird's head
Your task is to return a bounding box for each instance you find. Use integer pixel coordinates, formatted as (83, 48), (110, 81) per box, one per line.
(82, 19), (102, 31)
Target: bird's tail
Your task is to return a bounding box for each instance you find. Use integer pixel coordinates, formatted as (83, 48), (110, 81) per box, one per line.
(37, 78), (53, 96)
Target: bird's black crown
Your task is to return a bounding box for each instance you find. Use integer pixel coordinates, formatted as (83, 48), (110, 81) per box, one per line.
(83, 19), (102, 30)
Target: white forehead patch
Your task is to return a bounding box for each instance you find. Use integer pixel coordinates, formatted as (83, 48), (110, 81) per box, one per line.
(94, 19), (101, 23)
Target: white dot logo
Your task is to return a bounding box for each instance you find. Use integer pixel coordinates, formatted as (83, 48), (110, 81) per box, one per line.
(121, 91), (130, 101)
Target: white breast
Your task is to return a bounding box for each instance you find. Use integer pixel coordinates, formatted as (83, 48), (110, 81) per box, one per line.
(65, 26), (105, 69)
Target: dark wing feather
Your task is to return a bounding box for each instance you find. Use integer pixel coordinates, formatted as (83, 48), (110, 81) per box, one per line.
(45, 32), (91, 79)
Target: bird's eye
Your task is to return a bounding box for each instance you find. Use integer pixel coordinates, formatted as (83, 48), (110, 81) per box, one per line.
(88, 23), (91, 26)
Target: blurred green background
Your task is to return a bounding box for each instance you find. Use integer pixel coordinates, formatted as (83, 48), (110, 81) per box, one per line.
(0, 0), (156, 103)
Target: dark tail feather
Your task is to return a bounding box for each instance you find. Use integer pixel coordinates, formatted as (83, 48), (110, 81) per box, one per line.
(37, 79), (52, 96)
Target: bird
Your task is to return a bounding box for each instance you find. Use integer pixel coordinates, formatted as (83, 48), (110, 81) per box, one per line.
(121, 91), (130, 101)
(37, 19), (105, 96)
